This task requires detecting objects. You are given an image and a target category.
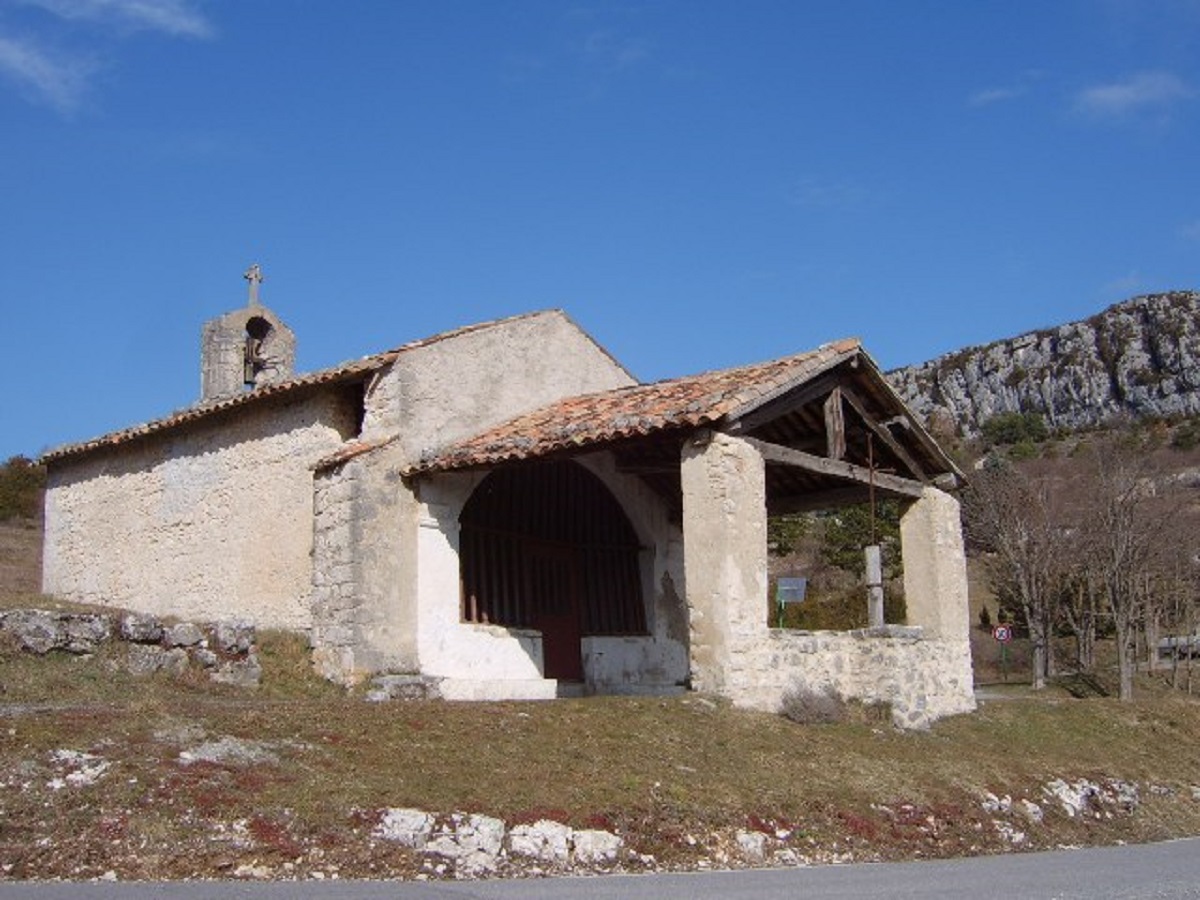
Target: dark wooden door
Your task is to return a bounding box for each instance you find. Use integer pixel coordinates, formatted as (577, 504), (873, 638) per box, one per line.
(529, 544), (584, 682)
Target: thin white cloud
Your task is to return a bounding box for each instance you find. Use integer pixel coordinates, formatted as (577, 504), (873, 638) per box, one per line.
(19, 0), (213, 39)
(1074, 71), (1194, 119)
(1101, 271), (1143, 298)
(1181, 220), (1200, 242)
(583, 29), (650, 71)
(2, 0), (212, 113)
(968, 86), (1024, 107)
(0, 32), (94, 112)
(789, 177), (871, 211)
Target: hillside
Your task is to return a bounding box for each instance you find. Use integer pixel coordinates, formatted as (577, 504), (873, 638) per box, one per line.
(888, 291), (1200, 436)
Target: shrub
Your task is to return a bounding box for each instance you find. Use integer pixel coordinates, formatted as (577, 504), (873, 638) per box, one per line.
(980, 411), (1049, 447)
(1171, 419), (1200, 451)
(0, 456), (45, 521)
(780, 685), (848, 725)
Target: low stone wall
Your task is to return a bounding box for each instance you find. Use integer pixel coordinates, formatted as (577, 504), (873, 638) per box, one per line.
(726, 626), (976, 729)
(0, 608), (262, 687)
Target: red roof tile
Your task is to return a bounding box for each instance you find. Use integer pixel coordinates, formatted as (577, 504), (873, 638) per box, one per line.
(406, 338), (862, 474)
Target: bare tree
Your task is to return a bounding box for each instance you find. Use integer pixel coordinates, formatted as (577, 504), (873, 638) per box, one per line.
(1076, 438), (1185, 701)
(963, 458), (1066, 690)
(1060, 569), (1100, 673)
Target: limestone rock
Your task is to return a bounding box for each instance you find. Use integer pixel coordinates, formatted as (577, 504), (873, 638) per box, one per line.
(374, 808), (435, 848)
(179, 736), (279, 767)
(426, 813), (506, 875)
(125, 644), (189, 676)
(0, 610), (112, 655)
(572, 828), (623, 864)
(119, 613), (164, 644)
(889, 291), (1200, 435)
(366, 674), (443, 702)
(213, 619), (255, 654)
(508, 820), (572, 865)
(209, 653), (262, 688)
(165, 622), (205, 648)
(193, 648), (220, 669)
(61, 615), (112, 654)
(735, 829), (767, 861)
(1, 610), (63, 654)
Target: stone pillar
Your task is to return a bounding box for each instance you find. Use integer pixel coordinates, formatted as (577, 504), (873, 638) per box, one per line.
(680, 431), (768, 694)
(310, 448), (419, 683)
(864, 544), (884, 627)
(899, 487), (970, 642)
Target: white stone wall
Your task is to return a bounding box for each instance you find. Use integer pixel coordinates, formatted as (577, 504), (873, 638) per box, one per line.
(311, 444), (421, 684)
(44, 393), (354, 629)
(315, 454), (691, 698)
(727, 628), (976, 729)
(362, 311), (636, 456)
(680, 431), (976, 729)
(680, 431), (770, 694)
(575, 454), (689, 694)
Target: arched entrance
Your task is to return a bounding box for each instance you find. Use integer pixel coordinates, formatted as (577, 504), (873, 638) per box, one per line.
(459, 461), (646, 681)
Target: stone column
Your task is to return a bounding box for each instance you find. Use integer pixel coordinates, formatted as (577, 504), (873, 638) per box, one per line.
(899, 487), (970, 642)
(680, 431), (769, 695)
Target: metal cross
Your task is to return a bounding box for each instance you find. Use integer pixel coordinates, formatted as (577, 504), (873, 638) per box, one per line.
(243, 263), (264, 306)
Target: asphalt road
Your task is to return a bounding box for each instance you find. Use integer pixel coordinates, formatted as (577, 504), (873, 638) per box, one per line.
(6, 838), (1200, 899)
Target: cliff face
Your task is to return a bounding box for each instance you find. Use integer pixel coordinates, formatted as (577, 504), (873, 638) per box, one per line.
(887, 291), (1200, 435)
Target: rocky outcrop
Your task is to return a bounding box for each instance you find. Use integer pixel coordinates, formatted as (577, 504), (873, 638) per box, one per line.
(0, 608), (261, 686)
(888, 291), (1200, 435)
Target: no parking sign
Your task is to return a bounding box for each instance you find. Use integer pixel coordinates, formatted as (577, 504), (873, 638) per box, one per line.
(992, 624), (1013, 681)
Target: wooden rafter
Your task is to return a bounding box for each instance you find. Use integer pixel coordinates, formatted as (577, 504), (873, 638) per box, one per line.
(743, 437), (927, 500)
(837, 385), (928, 481)
(725, 372), (840, 435)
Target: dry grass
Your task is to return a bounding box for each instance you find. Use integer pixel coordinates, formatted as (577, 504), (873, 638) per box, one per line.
(3, 517), (1200, 881)
(0, 520), (40, 598)
(3, 631), (1200, 881)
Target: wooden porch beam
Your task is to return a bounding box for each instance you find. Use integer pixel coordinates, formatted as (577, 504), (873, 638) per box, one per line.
(744, 437), (927, 499)
(823, 387), (846, 460)
(725, 372), (840, 434)
(837, 385), (928, 481)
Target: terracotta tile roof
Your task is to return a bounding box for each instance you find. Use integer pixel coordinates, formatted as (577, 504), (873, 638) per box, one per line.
(42, 310), (566, 463)
(313, 434), (399, 472)
(406, 338), (862, 474)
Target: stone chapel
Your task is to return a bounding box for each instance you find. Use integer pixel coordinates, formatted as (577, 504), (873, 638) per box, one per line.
(42, 269), (975, 727)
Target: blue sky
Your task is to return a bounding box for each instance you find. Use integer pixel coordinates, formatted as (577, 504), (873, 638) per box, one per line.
(2, 1), (1199, 460)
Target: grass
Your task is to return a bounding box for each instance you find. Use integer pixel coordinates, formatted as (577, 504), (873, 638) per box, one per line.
(2, 518), (1200, 881)
(3, 629), (1200, 881)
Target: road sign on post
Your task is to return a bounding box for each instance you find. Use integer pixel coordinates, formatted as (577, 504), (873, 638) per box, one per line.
(993, 624), (1013, 681)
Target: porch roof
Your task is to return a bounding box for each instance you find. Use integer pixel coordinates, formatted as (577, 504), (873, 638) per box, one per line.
(405, 338), (962, 505)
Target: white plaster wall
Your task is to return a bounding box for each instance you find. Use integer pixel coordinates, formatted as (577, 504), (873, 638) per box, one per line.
(901, 487), (972, 642)
(574, 453), (690, 693)
(680, 432), (770, 693)
(582, 636), (688, 694)
(404, 459), (689, 697)
(44, 393), (354, 628)
(414, 473), (547, 683)
(364, 311), (636, 457)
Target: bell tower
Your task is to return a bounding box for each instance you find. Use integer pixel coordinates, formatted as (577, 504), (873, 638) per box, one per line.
(200, 264), (296, 402)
